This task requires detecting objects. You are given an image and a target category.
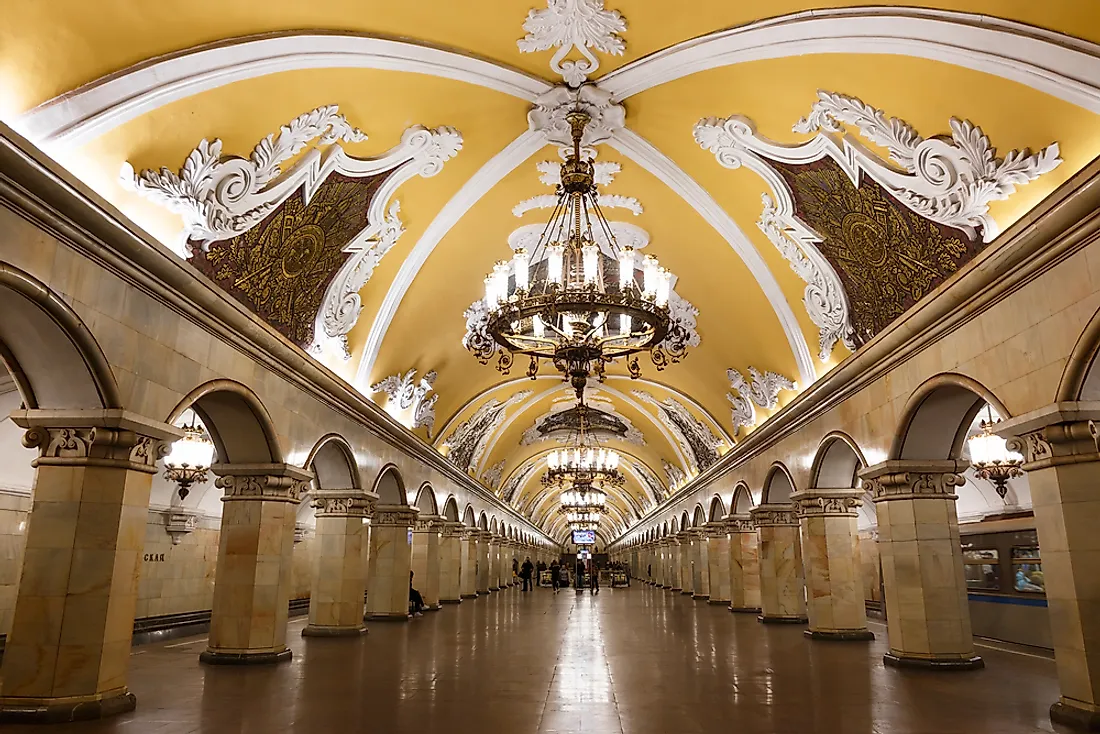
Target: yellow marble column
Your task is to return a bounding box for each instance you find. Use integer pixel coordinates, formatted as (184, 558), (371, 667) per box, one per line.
(727, 513), (762, 613)
(792, 489), (874, 641)
(201, 462), (312, 664)
(677, 532), (693, 594)
(691, 530), (710, 599)
(668, 537), (682, 591)
(476, 530), (491, 594)
(365, 504), (419, 621)
(303, 489), (378, 637)
(0, 412), (178, 723)
(410, 515), (442, 611)
(488, 535), (502, 590)
(1001, 415), (1100, 729)
(705, 523), (731, 605)
(751, 504), (808, 624)
(439, 521), (464, 604)
(862, 461), (982, 669)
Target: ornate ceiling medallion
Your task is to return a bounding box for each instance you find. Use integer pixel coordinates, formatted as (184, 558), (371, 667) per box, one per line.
(694, 92), (1061, 359)
(518, 0), (627, 87)
(369, 368), (439, 436)
(123, 105), (462, 357)
(464, 111), (694, 400)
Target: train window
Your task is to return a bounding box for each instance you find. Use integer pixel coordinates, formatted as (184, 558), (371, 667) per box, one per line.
(962, 549), (1000, 590)
(1011, 546), (1045, 593)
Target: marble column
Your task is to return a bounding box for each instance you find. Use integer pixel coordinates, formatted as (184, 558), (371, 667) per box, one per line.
(861, 461), (981, 669)
(489, 535), (502, 590)
(727, 513), (762, 613)
(476, 530), (491, 594)
(691, 530), (710, 599)
(303, 489), (378, 637)
(1001, 415), (1100, 729)
(460, 529), (478, 598)
(669, 537), (682, 591)
(0, 413), (178, 723)
(751, 504), (808, 624)
(202, 462), (312, 664)
(676, 532), (693, 594)
(410, 514), (442, 611)
(365, 504), (419, 621)
(439, 521), (464, 604)
(705, 523), (731, 605)
(792, 489), (874, 641)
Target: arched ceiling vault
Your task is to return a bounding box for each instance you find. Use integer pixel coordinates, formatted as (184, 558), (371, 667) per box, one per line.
(5, 1), (1100, 541)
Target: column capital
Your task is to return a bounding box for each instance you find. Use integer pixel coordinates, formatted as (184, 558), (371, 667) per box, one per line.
(371, 504), (420, 526)
(675, 530), (693, 542)
(749, 503), (799, 527)
(212, 462), (313, 503)
(860, 460), (966, 503)
(790, 488), (864, 517)
(993, 403), (1100, 469)
(702, 522), (728, 538)
(441, 521), (465, 537)
(310, 489), (378, 517)
(13, 409), (181, 474)
(722, 513), (755, 533)
(413, 514), (444, 532)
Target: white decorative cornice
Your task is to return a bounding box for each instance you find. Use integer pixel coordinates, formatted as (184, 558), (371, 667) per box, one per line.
(791, 91), (1061, 240)
(122, 107), (463, 356)
(369, 368), (439, 437)
(518, 0), (627, 87)
(694, 95), (1060, 358)
(528, 84), (626, 148)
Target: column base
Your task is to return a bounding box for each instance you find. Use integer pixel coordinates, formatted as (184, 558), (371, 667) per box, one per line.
(758, 615), (808, 624)
(730, 606), (761, 613)
(365, 612), (411, 622)
(461, 593), (478, 599)
(199, 648), (292, 665)
(670, 587), (682, 592)
(0, 690), (136, 723)
(1051, 699), (1100, 731)
(680, 590), (693, 595)
(805, 629), (875, 641)
(883, 652), (984, 670)
(441, 598), (462, 604)
(708, 599), (731, 605)
(693, 594), (710, 600)
(302, 624), (367, 637)
(426, 603), (443, 611)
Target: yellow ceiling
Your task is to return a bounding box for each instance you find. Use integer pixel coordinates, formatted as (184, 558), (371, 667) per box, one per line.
(3, 0), (1100, 540)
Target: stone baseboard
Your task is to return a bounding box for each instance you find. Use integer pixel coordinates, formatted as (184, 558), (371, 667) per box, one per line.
(301, 625), (367, 637)
(805, 629), (875, 641)
(758, 615), (809, 624)
(199, 648), (292, 665)
(883, 652), (984, 670)
(1050, 699), (1100, 731)
(707, 599), (730, 605)
(0, 690), (136, 723)
(729, 606), (761, 614)
(693, 594), (710, 601)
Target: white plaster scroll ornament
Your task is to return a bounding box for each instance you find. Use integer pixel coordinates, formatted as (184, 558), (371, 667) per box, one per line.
(694, 91), (1061, 359)
(527, 84), (626, 148)
(121, 105), (463, 357)
(369, 368), (439, 435)
(726, 367), (796, 436)
(518, 0), (627, 87)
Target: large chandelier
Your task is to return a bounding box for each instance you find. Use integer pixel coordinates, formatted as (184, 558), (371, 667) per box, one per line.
(164, 415), (215, 500)
(466, 109), (691, 399)
(967, 405), (1024, 499)
(541, 403), (625, 490)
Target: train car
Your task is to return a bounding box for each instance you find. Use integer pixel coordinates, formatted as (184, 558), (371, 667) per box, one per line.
(959, 515), (1051, 650)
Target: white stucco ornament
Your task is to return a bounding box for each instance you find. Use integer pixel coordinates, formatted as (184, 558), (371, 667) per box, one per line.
(527, 84), (626, 148)
(518, 0), (627, 87)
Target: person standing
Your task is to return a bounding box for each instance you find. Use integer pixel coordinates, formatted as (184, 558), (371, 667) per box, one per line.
(521, 556), (535, 592)
(550, 560), (561, 592)
(589, 560), (600, 595)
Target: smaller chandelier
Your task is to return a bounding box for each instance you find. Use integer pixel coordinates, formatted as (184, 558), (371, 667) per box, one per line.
(164, 417), (215, 501)
(967, 406), (1024, 499)
(541, 403), (625, 489)
(561, 509), (602, 525)
(560, 485), (607, 509)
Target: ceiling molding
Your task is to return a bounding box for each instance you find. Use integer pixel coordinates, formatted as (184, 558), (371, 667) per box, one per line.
(16, 32), (552, 148)
(608, 128), (817, 386)
(355, 129), (546, 389)
(599, 8), (1100, 112)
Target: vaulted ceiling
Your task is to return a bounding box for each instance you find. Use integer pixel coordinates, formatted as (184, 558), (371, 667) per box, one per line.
(4, 1), (1100, 544)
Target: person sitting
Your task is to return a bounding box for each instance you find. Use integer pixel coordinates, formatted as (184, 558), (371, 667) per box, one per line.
(409, 570), (425, 617)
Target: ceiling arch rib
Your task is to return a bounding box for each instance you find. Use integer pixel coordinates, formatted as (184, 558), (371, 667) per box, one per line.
(598, 8), (1100, 110)
(16, 33), (551, 148)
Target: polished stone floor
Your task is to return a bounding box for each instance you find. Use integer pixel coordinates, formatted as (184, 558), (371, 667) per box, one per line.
(5, 584), (1067, 733)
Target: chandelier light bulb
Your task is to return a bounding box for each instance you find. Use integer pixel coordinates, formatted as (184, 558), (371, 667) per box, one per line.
(619, 313), (632, 337)
(618, 247), (635, 290)
(513, 248), (530, 292)
(656, 267), (671, 307)
(532, 314), (545, 338)
(484, 275), (496, 308)
(547, 244), (565, 285)
(643, 255), (660, 297)
(582, 242), (599, 284)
